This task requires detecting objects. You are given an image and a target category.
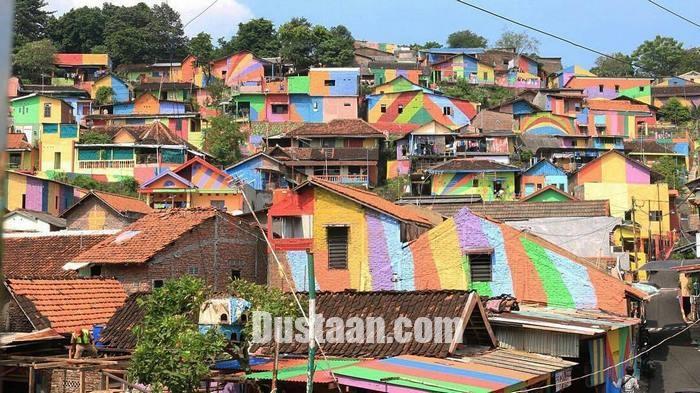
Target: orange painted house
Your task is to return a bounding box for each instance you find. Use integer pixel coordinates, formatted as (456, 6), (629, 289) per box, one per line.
(139, 156), (243, 212)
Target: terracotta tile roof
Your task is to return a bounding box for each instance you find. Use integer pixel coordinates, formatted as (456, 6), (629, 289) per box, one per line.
(6, 278), (127, 333)
(418, 199), (610, 219)
(286, 119), (385, 138)
(308, 177), (435, 226)
(85, 122), (189, 146)
(72, 208), (219, 264)
(270, 147), (379, 162)
(257, 290), (492, 358)
(465, 110), (515, 133)
(3, 231), (114, 278)
(7, 133), (32, 150)
(428, 159), (521, 173)
(99, 292), (148, 351)
(370, 122), (421, 136)
(92, 191), (153, 215)
(586, 99), (651, 112)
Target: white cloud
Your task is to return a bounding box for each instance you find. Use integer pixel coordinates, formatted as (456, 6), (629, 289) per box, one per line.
(46, 0), (254, 39)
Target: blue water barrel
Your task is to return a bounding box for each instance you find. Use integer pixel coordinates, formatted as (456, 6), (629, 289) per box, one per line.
(93, 324), (105, 348)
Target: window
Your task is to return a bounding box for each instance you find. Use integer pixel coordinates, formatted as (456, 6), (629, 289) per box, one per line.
(321, 138), (335, 148)
(598, 84), (604, 93)
(152, 279), (165, 289)
(380, 104), (387, 113)
(324, 80), (336, 86)
(443, 106), (452, 116)
(468, 253), (492, 281)
(649, 210), (663, 221)
(90, 265), (102, 277)
(398, 104), (404, 114)
(558, 184), (565, 191)
(271, 104), (288, 114)
(210, 200), (226, 210)
(8, 152), (21, 169)
(614, 85), (620, 93)
(575, 103), (581, 112)
(231, 270), (241, 280)
(483, 72), (488, 80)
(54, 152), (61, 170)
(624, 210), (633, 222)
(188, 266), (199, 275)
(537, 183), (543, 190)
(55, 196), (59, 210)
(43, 103), (51, 118)
(327, 226), (349, 269)
(272, 216), (307, 238)
(175, 119), (183, 131)
(472, 179), (479, 187)
(21, 194), (26, 209)
(343, 102), (351, 107)
(313, 101), (319, 110)
(639, 86), (644, 92)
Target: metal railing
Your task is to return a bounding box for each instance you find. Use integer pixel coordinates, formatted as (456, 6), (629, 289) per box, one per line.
(315, 174), (368, 185)
(78, 159), (135, 169)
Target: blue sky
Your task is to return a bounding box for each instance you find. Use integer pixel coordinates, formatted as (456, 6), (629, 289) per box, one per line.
(49, 0), (700, 68)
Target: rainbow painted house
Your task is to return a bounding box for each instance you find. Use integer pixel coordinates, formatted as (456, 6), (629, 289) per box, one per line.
(267, 177), (644, 317)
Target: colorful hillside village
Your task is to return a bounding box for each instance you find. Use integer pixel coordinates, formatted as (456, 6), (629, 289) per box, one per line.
(5, 26), (700, 393)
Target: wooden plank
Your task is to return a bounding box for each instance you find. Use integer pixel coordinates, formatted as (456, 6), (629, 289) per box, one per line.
(27, 367), (34, 393)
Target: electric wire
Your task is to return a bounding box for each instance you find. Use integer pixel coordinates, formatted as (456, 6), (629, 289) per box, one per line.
(183, 0), (220, 28)
(647, 0), (700, 29)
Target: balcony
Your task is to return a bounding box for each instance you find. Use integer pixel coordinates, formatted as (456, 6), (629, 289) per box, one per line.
(78, 160), (135, 169)
(315, 174), (368, 185)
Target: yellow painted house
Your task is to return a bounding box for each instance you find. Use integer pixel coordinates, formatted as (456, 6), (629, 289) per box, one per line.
(10, 94), (78, 173)
(569, 150), (671, 278)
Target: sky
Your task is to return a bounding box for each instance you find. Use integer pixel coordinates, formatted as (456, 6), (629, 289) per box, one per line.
(46, 0), (700, 68)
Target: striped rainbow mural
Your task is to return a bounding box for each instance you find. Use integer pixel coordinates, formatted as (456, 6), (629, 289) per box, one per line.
(588, 326), (633, 389)
(273, 201), (637, 315)
(520, 112), (578, 135)
(367, 90), (477, 130)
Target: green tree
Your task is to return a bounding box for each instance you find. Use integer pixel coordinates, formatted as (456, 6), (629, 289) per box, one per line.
(130, 276), (227, 393)
(203, 115), (245, 166)
(205, 77), (227, 106)
(632, 36), (685, 77)
(103, 3), (155, 64)
(13, 0), (52, 47)
(495, 30), (540, 54)
(590, 52), (635, 77)
(652, 156), (685, 190)
(446, 30), (487, 48)
(48, 6), (105, 53)
(678, 48), (700, 75)
(189, 32), (214, 67)
(316, 25), (354, 67)
(658, 98), (692, 125)
(278, 17), (319, 70)
(147, 3), (189, 61)
(440, 79), (513, 107)
(12, 39), (57, 83)
(50, 172), (140, 197)
(94, 86), (115, 106)
(225, 18), (280, 58)
(79, 130), (112, 144)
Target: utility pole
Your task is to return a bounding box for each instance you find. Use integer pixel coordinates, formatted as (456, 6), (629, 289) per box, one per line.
(306, 251), (316, 393)
(631, 196), (640, 275)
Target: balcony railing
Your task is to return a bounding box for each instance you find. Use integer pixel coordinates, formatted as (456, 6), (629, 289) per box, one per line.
(315, 174), (368, 185)
(78, 160), (135, 169)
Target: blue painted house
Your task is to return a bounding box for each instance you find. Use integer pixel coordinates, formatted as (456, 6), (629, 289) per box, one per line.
(226, 152), (289, 191)
(520, 159), (569, 196)
(92, 74), (132, 103)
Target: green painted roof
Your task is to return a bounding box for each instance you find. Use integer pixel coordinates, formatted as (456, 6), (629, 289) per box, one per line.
(245, 359), (359, 382)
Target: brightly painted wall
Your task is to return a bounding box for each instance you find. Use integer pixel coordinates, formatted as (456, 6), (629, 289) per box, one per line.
(431, 172), (516, 200)
(549, 65), (595, 88)
(371, 68), (421, 85)
(571, 151), (651, 185)
(233, 94), (358, 122)
(371, 76), (433, 95)
(565, 77), (652, 104)
(519, 112), (578, 135)
(386, 160), (411, 179)
(92, 75), (131, 103)
(308, 69), (360, 96)
(581, 108), (655, 139)
(367, 91), (477, 129)
(271, 205), (636, 315)
(521, 161), (568, 195)
(431, 55), (495, 84)
(653, 95), (700, 109)
(588, 327), (635, 391)
(7, 171), (78, 215)
(212, 52), (265, 87)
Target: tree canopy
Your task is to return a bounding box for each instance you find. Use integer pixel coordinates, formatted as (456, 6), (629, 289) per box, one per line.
(217, 18), (280, 58)
(495, 30), (540, 55)
(590, 52), (635, 77)
(203, 115), (245, 166)
(652, 155), (685, 190)
(47, 6), (106, 53)
(12, 39), (57, 83)
(130, 276), (227, 393)
(446, 30), (487, 48)
(440, 79), (513, 107)
(658, 98), (692, 125)
(632, 35), (685, 77)
(13, 0), (52, 47)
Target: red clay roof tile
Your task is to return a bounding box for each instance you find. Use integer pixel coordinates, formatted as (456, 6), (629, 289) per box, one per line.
(92, 191), (153, 215)
(7, 133), (32, 150)
(6, 278), (127, 333)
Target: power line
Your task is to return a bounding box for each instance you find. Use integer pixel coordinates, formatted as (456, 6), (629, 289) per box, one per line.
(647, 0), (700, 29)
(183, 0), (220, 28)
(452, 0), (657, 77)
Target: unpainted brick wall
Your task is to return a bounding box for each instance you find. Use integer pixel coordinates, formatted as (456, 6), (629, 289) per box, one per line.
(50, 369), (101, 393)
(101, 215), (267, 294)
(64, 198), (131, 230)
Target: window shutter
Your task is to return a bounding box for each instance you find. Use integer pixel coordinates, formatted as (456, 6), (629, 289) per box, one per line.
(469, 253), (492, 282)
(327, 227), (349, 269)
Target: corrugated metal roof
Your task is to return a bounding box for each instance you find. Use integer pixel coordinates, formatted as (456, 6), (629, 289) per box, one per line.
(245, 358), (359, 383)
(495, 327), (579, 358)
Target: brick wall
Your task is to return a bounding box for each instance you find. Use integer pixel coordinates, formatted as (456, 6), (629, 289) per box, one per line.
(64, 198), (131, 230)
(101, 215), (267, 294)
(50, 369), (101, 393)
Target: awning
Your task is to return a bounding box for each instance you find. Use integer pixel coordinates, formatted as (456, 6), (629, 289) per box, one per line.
(639, 259), (700, 271)
(334, 351), (576, 393)
(62, 262), (89, 271)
